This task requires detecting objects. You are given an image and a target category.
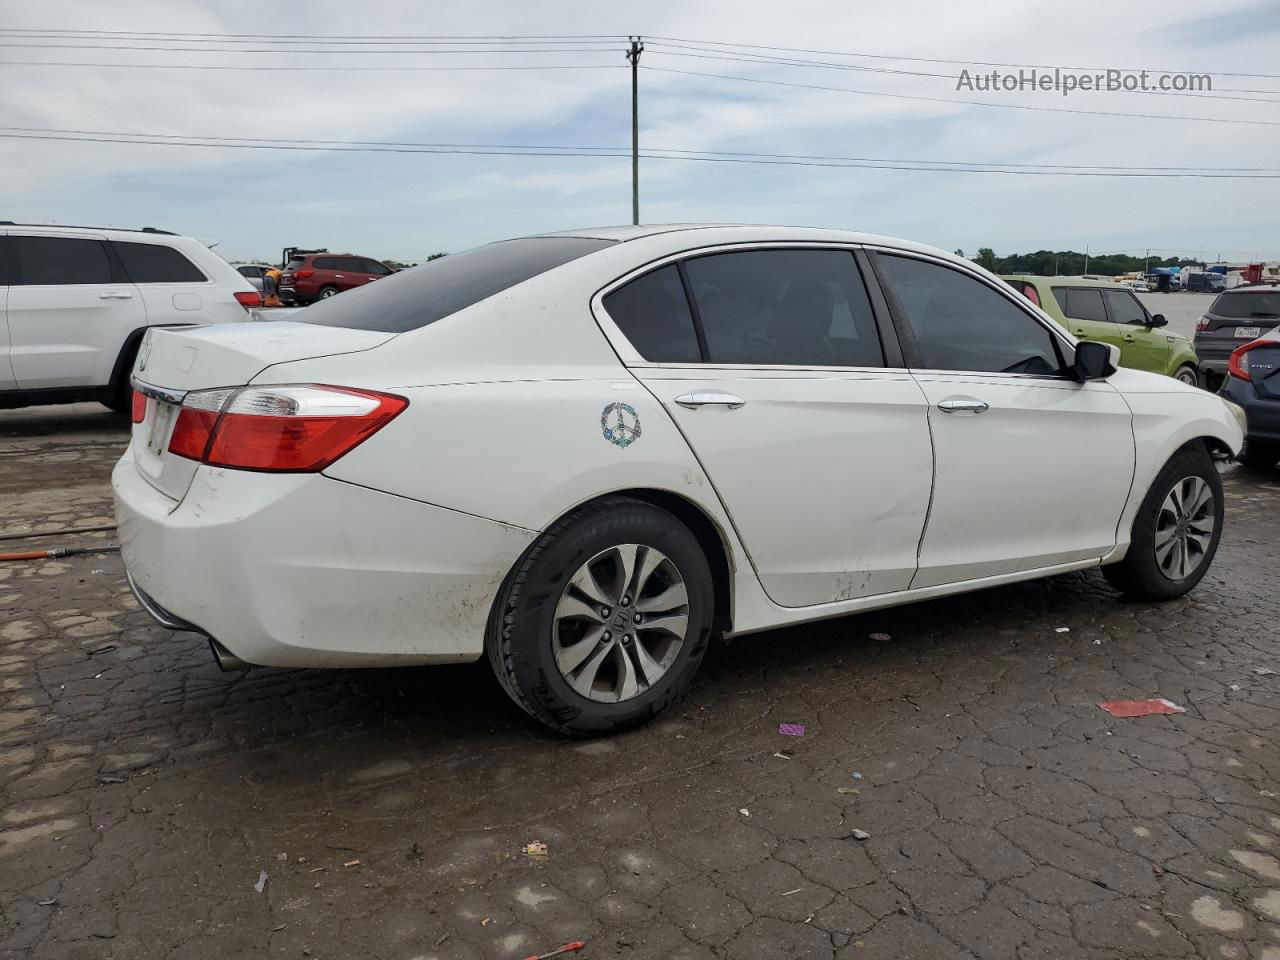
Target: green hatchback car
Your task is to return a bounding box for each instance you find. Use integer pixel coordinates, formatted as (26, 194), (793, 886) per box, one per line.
(1002, 275), (1201, 385)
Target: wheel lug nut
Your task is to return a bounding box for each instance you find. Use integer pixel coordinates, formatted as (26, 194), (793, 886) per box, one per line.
(633, 613), (642, 623)
(602, 631), (611, 642)
(600, 606), (611, 618)
(622, 634), (632, 645)
(621, 595), (631, 607)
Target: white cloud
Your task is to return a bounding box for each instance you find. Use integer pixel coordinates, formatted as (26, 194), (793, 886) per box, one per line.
(0, 0), (1276, 260)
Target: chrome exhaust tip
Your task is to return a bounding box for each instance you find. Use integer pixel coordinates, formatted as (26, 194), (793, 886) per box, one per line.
(209, 638), (252, 672)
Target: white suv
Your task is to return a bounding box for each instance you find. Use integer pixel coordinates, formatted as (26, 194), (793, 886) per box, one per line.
(0, 223), (261, 412)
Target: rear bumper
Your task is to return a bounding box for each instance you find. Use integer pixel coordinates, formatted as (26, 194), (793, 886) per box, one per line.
(1221, 378), (1280, 442)
(112, 447), (536, 668)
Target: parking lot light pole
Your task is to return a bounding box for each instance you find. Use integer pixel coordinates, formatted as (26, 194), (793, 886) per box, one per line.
(627, 37), (644, 225)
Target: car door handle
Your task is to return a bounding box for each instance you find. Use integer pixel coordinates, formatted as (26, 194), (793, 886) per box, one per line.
(99, 291), (133, 300)
(1122, 334), (1136, 342)
(937, 398), (989, 415)
(674, 392), (746, 410)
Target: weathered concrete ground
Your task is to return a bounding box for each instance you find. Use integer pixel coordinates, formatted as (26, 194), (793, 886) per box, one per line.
(2, 404), (1278, 960)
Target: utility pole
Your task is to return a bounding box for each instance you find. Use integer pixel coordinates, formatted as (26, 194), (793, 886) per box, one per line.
(626, 37), (643, 225)
(1084, 244), (1089, 275)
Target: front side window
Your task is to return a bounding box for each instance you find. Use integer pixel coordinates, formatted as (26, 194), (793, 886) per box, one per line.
(682, 249), (884, 366)
(602, 264), (701, 363)
(300, 236), (613, 333)
(877, 254), (1064, 376)
(12, 236), (113, 285)
(1054, 287), (1109, 323)
(1102, 290), (1147, 325)
(362, 259), (391, 276)
(113, 241), (206, 283)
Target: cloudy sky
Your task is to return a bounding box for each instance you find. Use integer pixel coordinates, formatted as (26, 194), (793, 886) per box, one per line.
(1, 0), (1278, 264)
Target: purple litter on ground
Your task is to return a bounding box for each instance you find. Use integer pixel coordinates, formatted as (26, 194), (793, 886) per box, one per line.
(778, 723), (806, 737)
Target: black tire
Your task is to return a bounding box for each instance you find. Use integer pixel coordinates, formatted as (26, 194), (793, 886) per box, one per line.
(317, 285), (340, 300)
(1173, 364), (1199, 389)
(486, 496), (714, 737)
(1239, 439), (1280, 470)
(1103, 444), (1224, 600)
(103, 345), (139, 414)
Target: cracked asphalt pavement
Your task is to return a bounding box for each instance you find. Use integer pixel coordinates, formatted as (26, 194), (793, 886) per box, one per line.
(2, 404), (1279, 960)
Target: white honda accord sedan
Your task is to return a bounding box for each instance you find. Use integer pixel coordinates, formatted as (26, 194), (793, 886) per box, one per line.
(114, 225), (1246, 735)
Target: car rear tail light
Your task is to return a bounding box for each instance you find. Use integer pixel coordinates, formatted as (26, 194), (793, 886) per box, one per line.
(168, 385), (407, 472)
(130, 389), (147, 424)
(234, 290), (263, 309)
(1227, 338), (1270, 381)
(295, 269), (315, 280)
(1195, 315), (1210, 333)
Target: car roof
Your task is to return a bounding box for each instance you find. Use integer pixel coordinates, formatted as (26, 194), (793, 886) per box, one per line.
(0, 222), (177, 237)
(526, 223), (964, 266)
(1003, 274), (1131, 289)
(1219, 284), (1280, 293)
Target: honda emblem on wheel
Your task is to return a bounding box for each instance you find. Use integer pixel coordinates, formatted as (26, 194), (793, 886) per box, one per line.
(601, 402), (641, 449)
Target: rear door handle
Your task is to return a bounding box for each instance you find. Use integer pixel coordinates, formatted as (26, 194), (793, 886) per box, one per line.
(937, 397), (989, 415)
(99, 291), (133, 300)
(1122, 334), (1136, 343)
(674, 392), (746, 410)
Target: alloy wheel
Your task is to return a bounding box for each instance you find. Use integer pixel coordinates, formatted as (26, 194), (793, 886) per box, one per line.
(1154, 476), (1215, 581)
(1175, 368), (1199, 386)
(552, 543), (689, 703)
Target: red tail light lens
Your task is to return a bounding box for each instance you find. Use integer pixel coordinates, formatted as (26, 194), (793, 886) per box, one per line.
(1195, 315), (1210, 333)
(295, 269), (315, 280)
(168, 385), (407, 472)
(130, 389), (147, 424)
(1227, 339), (1268, 381)
(234, 290), (263, 309)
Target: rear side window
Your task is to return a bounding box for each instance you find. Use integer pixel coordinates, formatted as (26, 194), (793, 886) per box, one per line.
(312, 257), (340, 270)
(1211, 291), (1280, 319)
(877, 254), (1063, 376)
(1055, 287), (1108, 322)
(113, 241), (206, 283)
(683, 249), (884, 366)
(1005, 280), (1040, 308)
(12, 236), (113, 285)
(602, 265), (701, 363)
(300, 237), (613, 333)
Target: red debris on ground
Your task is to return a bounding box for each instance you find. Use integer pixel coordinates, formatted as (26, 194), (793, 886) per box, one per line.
(1097, 698), (1186, 718)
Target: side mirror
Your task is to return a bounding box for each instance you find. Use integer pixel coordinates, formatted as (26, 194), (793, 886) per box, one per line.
(1148, 313), (1168, 328)
(1073, 340), (1119, 381)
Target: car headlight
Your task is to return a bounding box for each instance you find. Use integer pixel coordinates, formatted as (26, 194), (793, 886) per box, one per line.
(1223, 397), (1248, 436)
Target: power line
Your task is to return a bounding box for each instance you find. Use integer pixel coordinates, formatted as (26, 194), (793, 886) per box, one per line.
(0, 28), (629, 40)
(4, 125), (1275, 172)
(643, 41), (1280, 102)
(3, 128), (1279, 177)
(0, 42), (622, 54)
(645, 66), (1280, 127)
(646, 34), (1280, 82)
(0, 60), (622, 72)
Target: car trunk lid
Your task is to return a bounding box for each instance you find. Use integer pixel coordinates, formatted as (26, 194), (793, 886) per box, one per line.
(130, 321), (396, 502)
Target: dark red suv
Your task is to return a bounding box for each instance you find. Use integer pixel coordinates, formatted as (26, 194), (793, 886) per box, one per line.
(278, 253), (393, 305)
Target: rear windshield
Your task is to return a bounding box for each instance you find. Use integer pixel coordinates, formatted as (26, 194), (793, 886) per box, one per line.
(285, 257), (307, 271)
(298, 237), (614, 332)
(1210, 290), (1280, 319)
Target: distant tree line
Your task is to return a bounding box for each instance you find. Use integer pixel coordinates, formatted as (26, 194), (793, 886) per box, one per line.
(956, 247), (1205, 277)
